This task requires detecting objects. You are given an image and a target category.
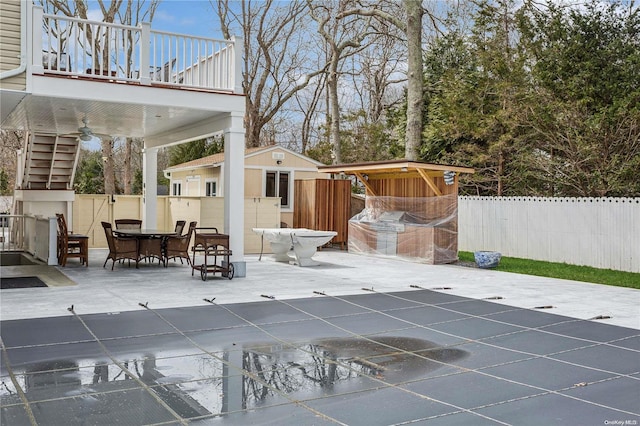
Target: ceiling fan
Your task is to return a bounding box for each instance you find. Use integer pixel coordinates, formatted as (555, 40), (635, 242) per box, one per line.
(77, 117), (93, 141)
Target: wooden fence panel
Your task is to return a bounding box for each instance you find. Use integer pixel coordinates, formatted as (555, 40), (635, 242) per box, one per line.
(459, 197), (640, 273)
(73, 195), (111, 247)
(73, 195), (279, 253)
(294, 179), (350, 247)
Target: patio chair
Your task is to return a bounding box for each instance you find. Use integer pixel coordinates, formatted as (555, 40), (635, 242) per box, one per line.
(56, 214), (88, 267)
(139, 235), (165, 267)
(174, 220), (186, 236)
(113, 219), (142, 264)
(114, 219), (142, 230)
(101, 221), (139, 270)
(165, 221), (197, 266)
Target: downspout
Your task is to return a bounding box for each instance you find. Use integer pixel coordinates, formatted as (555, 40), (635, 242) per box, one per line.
(0, 1), (28, 80)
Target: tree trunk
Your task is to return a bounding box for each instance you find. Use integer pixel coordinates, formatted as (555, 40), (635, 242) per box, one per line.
(101, 137), (115, 194)
(328, 58), (341, 164)
(403, 0), (423, 161)
(123, 137), (132, 194)
(246, 108), (262, 148)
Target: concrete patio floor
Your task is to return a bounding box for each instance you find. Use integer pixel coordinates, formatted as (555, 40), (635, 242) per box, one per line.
(1, 248), (639, 329)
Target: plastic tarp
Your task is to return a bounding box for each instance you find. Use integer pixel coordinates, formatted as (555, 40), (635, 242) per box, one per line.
(348, 194), (458, 264)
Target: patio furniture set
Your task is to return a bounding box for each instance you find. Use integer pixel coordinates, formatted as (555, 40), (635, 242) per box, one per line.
(100, 219), (233, 280)
(100, 219), (194, 270)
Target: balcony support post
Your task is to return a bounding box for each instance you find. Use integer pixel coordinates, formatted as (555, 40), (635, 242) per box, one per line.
(224, 112), (246, 276)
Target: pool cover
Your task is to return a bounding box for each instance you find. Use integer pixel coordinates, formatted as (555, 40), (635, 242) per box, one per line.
(1, 289), (638, 425)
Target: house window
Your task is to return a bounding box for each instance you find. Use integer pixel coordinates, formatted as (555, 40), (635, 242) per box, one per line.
(205, 180), (217, 197)
(172, 181), (182, 196)
(266, 171), (290, 208)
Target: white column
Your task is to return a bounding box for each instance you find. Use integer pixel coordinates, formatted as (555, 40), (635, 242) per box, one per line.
(47, 216), (58, 265)
(224, 114), (246, 277)
(142, 147), (158, 229)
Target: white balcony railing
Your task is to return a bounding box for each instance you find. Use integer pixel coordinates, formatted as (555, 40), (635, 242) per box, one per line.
(32, 7), (242, 93)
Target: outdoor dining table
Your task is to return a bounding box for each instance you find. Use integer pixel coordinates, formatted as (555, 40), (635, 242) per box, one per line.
(113, 229), (177, 238)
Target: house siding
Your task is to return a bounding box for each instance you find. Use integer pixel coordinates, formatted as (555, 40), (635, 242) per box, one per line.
(167, 147), (329, 228)
(245, 147), (323, 169)
(245, 169), (263, 197)
(0, 0), (26, 91)
(169, 168), (221, 196)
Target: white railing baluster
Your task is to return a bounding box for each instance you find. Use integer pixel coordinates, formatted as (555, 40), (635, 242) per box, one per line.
(173, 35), (178, 83)
(181, 37), (186, 84)
(46, 22), (52, 70)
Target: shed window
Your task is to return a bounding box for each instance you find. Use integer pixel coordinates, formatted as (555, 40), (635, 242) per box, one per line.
(266, 171), (289, 208)
(206, 180), (217, 197)
(172, 181), (182, 196)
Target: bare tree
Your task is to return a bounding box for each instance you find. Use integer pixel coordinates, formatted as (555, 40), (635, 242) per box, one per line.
(334, 0), (446, 161)
(308, 0), (373, 164)
(214, 0), (327, 148)
(347, 11), (405, 125)
(123, 137), (132, 194)
(293, 72), (328, 153)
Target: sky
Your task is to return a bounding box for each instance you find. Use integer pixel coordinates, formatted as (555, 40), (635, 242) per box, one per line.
(83, 0), (224, 38)
(146, 0), (225, 39)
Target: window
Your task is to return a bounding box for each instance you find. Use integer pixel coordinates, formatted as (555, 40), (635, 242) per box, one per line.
(205, 180), (217, 197)
(172, 181), (182, 196)
(266, 171), (290, 208)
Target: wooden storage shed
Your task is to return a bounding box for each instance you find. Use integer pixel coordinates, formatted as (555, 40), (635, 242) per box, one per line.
(319, 160), (474, 264)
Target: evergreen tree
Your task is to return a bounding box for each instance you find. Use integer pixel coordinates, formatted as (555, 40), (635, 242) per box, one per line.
(74, 151), (105, 194)
(167, 136), (224, 167)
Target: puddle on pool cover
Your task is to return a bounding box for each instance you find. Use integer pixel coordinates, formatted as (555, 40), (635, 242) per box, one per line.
(1, 337), (467, 423)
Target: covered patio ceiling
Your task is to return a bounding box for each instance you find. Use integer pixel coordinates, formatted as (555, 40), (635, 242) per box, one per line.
(1, 77), (245, 148)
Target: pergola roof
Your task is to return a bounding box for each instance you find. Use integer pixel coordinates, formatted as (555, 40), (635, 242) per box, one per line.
(318, 160), (474, 196)
(319, 160), (474, 177)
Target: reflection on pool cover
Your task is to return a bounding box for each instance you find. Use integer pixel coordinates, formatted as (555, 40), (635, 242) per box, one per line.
(241, 336), (467, 408)
(2, 290), (638, 425)
(1, 335), (466, 424)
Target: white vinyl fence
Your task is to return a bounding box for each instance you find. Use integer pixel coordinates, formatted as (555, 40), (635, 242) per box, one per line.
(458, 197), (639, 273)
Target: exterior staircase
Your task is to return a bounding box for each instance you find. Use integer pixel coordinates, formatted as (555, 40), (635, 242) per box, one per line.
(19, 133), (80, 190)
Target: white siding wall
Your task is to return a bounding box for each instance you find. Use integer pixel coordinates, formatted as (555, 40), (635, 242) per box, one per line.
(459, 197), (640, 273)
(0, 0), (26, 90)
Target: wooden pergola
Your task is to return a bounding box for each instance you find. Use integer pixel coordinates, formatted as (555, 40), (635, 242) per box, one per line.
(319, 160), (475, 197)
(318, 160), (475, 264)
